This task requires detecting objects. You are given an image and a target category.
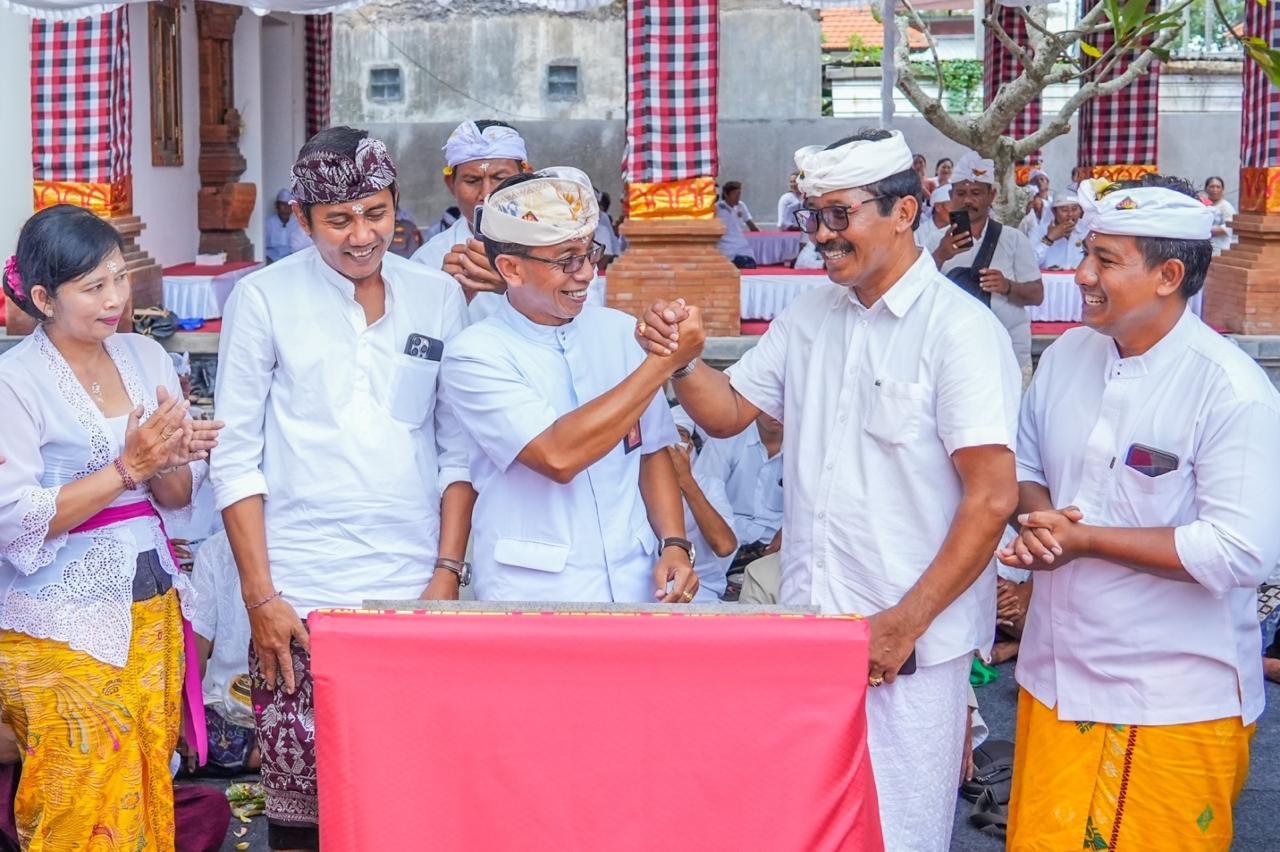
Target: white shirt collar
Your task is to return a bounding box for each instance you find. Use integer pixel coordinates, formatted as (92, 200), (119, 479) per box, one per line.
(496, 293), (577, 346)
(1105, 306), (1196, 378)
(847, 248), (933, 319)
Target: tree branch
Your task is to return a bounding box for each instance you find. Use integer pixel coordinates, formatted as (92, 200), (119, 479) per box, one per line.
(892, 17), (977, 146)
(900, 0), (945, 93)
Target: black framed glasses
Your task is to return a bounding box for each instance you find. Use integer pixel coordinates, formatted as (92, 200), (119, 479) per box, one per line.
(516, 240), (606, 275)
(793, 197), (889, 234)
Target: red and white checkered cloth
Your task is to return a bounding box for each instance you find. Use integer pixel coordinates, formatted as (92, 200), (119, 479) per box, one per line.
(1242, 0), (1280, 168)
(30, 8), (131, 185)
(1076, 0), (1160, 168)
(306, 14), (332, 141)
(623, 0), (719, 185)
(983, 1), (1041, 164)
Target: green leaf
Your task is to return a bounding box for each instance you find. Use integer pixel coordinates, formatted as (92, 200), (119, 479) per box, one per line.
(1149, 47), (1171, 61)
(1081, 41), (1103, 59)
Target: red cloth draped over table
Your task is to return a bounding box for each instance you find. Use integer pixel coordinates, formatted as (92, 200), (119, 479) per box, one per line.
(311, 609), (883, 851)
(983, 0), (1041, 167)
(1077, 0), (1159, 181)
(305, 14), (332, 139)
(30, 7), (133, 215)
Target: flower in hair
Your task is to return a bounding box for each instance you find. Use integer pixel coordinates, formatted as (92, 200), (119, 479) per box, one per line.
(2, 255), (22, 300)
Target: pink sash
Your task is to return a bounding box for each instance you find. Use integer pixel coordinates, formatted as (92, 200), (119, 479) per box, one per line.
(70, 501), (208, 765)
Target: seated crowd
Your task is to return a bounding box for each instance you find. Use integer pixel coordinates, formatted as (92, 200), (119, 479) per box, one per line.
(0, 119), (1274, 852)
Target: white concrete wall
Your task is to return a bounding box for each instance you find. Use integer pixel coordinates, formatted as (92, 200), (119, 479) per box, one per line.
(129, 0), (201, 267)
(0, 8), (33, 254)
(234, 11), (264, 260)
(259, 15), (307, 216)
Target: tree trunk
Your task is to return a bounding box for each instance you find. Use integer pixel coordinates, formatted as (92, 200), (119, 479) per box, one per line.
(990, 141), (1030, 227)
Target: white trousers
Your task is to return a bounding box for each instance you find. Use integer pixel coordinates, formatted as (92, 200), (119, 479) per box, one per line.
(865, 654), (970, 852)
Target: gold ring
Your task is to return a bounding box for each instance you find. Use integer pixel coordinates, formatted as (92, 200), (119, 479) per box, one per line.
(681, 590), (694, 602)
(161, 428), (176, 440)
(868, 676), (885, 688)
(637, 321), (647, 336)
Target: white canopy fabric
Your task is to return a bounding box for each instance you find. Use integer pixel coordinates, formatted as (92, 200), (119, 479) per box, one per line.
(0, 0), (370, 19)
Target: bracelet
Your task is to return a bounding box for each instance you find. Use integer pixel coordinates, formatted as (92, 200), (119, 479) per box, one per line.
(671, 358), (698, 380)
(113, 457), (138, 491)
(245, 590), (284, 611)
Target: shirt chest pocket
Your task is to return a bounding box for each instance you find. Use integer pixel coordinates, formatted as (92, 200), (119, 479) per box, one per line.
(389, 355), (440, 427)
(863, 380), (929, 446)
(1109, 464), (1195, 527)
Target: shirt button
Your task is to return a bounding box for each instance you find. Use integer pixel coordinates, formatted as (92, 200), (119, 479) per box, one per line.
(825, 462), (834, 471)
(817, 510), (825, 520)
(838, 414), (847, 423)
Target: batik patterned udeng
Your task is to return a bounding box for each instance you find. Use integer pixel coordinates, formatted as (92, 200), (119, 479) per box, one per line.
(290, 137), (397, 206)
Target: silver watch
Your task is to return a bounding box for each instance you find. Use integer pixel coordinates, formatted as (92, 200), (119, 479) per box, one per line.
(671, 358), (699, 379)
(434, 558), (472, 587)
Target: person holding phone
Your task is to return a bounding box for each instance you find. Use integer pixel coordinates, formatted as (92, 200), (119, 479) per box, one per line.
(1000, 175), (1280, 850)
(928, 152), (1044, 386)
(633, 129), (1021, 851)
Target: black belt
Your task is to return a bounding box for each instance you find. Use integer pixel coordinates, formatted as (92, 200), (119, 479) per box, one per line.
(132, 549), (174, 602)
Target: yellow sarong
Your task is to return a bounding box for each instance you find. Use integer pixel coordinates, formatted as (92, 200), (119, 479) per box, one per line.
(0, 589), (183, 851)
(1007, 688), (1252, 851)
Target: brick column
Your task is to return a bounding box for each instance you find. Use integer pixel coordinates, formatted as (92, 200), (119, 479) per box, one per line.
(7, 8), (163, 336)
(607, 0), (740, 337)
(1203, 0), (1280, 334)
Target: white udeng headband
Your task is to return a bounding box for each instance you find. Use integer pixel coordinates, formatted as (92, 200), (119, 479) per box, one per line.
(1078, 179), (1213, 241)
(480, 167), (600, 247)
(794, 130), (915, 196)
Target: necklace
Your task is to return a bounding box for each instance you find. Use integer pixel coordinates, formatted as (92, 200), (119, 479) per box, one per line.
(89, 381), (105, 408)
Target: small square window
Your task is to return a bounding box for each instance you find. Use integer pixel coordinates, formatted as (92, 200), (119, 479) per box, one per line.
(547, 64), (579, 100)
(369, 66), (403, 102)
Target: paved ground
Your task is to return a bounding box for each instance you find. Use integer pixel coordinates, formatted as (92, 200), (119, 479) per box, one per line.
(204, 661), (1280, 850)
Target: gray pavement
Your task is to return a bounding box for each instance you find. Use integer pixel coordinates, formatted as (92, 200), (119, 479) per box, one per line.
(207, 661), (1280, 850)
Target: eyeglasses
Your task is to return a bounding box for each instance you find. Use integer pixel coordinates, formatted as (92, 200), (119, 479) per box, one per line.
(515, 241), (606, 275)
(793, 197), (890, 234)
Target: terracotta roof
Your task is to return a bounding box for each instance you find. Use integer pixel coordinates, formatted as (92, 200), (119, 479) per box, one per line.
(821, 8), (927, 51)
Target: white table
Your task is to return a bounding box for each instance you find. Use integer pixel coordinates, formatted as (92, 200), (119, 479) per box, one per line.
(745, 231), (807, 266)
(739, 271), (832, 320)
(1028, 269), (1205, 322)
(162, 262), (261, 320)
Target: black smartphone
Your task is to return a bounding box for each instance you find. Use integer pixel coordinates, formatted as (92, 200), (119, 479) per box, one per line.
(472, 203), (484, 236)
(948, 209), (972, 239)
(898, 648), (918, 676)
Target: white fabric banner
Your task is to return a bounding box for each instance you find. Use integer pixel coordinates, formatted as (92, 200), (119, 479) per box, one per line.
(2, 0), (370, 20)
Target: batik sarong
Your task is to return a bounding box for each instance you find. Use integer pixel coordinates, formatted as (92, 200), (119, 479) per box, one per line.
(0, 589), (183, 851)
(249, 632), (319, 849)
(1007, 688), (1252, 850)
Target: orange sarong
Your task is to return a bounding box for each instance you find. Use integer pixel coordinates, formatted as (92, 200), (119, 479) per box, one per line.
(1007, 688), (1252, 851)
(0, 589), (183, 851)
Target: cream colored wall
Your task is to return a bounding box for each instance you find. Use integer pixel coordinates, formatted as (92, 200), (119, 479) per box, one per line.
(0, 7), (33, 255)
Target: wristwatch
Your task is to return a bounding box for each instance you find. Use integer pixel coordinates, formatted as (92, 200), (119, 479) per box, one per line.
(671, 358), (698, 380)
(1041, 236), (1054, 246)
(661, 537), (696, 567)
(434, 557), (472, 587)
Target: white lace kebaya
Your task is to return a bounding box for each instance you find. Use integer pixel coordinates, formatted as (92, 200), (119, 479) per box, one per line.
(0, 326), (199, 667)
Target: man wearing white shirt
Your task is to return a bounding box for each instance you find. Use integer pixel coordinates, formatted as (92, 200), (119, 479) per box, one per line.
(636, 129), (1022, 850)
(721, 181), (759, 231)
(916, 183), (952, 249)
(929, 151), (1044, 383)
(1001, 175), (1280, 849)
(439, 168), (698, 605)
(775, 172), (803, 231)
(264, 188), (311, 263)
(715, 196), (757, 268)
(1034, 195), (1086, 269)
(696, 413), (784, 560)
(212, 127), (472, 851)
(413, 120), (604, 322)
(667, 409), (738, 602)
(1018, 168), (1052, 241)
